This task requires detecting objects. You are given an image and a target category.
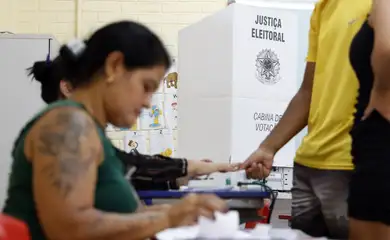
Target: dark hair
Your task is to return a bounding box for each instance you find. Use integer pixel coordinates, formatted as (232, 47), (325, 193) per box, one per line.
(59, 21), (171, 87)
(27, 57), (65, 104)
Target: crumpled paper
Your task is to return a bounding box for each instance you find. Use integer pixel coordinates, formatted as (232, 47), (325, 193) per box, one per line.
(198, 211), (240, 238)
(250, 224), (329, 240)
(156, 211), (329, 240)
(156, 211), (252, 239)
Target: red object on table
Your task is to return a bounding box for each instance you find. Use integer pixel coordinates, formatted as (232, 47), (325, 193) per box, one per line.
(244, 199), (270, 229)
(0, 214), (30, 240)
(278, 215), (292, 220)
(244, 199), (292, 229)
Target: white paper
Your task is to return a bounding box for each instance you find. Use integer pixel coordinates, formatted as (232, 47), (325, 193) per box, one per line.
(156, 211), (253, 240)
(140, 94), (165, 130)
(164, 93), (178, 130)
(149, 129), (174, 157)
(269, 228), (298, 240)
(156, 214), (331, 240)
(156, 225), (199, 240)
(251, 224), (272, 239)
(172, 130), (178, 156)
(251, 225), (330, 240)
(123, 131), (148, 154)
(198, 211), (239, 238)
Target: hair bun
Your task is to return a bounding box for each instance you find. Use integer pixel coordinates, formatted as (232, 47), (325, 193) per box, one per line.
(28, 61), (52, 84)
(59, 39), (86, 81)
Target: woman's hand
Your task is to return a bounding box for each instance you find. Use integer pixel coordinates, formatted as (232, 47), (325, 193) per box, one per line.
(213, 162), (240, 173)
(188, 160), (240, 177)
(167, 193), (228, 227)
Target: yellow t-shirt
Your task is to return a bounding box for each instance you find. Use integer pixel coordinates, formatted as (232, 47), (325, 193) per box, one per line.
(295, 0), (372, 170)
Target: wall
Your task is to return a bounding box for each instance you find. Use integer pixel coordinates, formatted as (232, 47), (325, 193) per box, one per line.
(0, 0), (318, 56)
(0, 0), (228, 57)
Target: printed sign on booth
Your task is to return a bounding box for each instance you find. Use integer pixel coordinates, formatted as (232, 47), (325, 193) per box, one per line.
(233, 5), (298, 102)
(231, 99), (295, 167)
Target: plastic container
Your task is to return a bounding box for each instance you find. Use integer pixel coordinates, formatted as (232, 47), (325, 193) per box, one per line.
(225, 174), (232, 186)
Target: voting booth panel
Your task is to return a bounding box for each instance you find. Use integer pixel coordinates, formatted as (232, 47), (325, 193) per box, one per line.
(0, 35), (59, 209)
(177, 6), (234, 167)
(178, 3), (313, 172)
(235, 1), (315, 164)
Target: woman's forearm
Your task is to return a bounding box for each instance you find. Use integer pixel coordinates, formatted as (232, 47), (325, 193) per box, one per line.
(177, 161), (221, 187)
(60, 208), (170, 240)
(187, 160), (219, 177)
(138, 204), (171, 212)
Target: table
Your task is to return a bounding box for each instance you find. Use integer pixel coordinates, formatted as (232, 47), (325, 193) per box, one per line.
(138, 189), (270, 200)
(138, 189), (271, 224)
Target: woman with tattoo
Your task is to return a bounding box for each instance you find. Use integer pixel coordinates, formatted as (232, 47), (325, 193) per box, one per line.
(27, 57), (238, 191)
(2, 21), (228, 240)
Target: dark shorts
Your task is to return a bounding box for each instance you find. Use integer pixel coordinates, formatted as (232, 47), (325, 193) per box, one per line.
(349, 110), (390, 225)
(291, 163), (351, 239)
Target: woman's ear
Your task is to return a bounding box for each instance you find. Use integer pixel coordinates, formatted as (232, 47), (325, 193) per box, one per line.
(59, 80), (73, 98)
(104, 51), (125, 84)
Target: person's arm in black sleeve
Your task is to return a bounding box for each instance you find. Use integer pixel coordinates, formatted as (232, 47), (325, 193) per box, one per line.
(115, 148), (238, 184)
(115, 148), (188, 182)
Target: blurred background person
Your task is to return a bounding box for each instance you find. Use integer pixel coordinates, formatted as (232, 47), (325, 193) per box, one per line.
(2, 21), (228, 240)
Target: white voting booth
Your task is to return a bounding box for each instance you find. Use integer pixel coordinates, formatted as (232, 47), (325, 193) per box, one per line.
(0, 34), (59, 209)
(178, 3), (314, 186)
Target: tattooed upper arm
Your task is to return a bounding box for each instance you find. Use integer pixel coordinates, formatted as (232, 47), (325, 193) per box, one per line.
(28, 107), (102, 238)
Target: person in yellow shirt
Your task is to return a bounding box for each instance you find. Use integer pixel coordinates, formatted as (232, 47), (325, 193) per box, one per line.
(242, 0), (371, 238)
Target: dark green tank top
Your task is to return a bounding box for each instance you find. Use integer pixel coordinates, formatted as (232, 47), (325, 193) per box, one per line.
(2, 100), (139, 240)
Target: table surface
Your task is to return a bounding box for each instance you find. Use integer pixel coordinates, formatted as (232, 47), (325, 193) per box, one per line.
(137, 189), (270, 199)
